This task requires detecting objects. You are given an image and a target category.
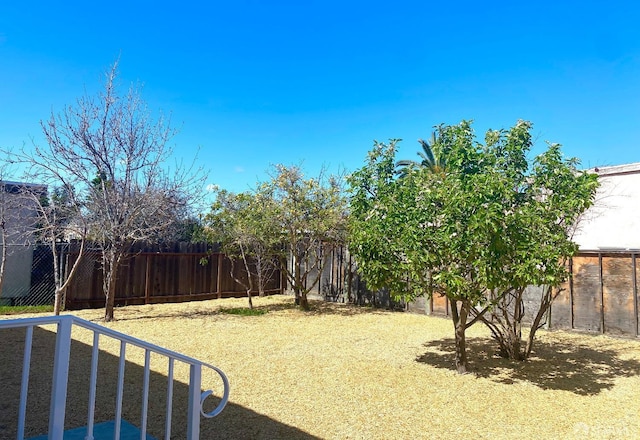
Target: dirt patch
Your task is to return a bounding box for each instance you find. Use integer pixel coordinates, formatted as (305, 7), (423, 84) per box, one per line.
(2, 295), (640, 439)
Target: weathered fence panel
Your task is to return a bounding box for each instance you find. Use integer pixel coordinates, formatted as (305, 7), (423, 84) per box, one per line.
(602, 255), (636, 335)
(319, 248), (640, 338)
(571, 255), (602, 333)
(550, 278), (572, 330)
(65, 248), (282, 310)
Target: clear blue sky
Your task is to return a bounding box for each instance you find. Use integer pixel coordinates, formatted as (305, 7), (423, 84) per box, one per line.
(2, 1), (640, 193)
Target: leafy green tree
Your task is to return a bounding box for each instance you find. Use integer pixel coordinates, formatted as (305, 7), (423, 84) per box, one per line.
(202, 189), (280, 308)
(474, 138), (599, 360)
(261, 165), (348, 310)
(348, 120), (598, 372)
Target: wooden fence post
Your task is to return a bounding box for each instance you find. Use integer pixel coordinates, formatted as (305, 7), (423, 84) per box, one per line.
(216, 254), (223, 299)
(145, 255), (151, 304)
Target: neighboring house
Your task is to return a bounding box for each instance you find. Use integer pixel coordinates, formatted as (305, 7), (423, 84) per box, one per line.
(572, 162), (640, 251)
(0, 180), (47, 304)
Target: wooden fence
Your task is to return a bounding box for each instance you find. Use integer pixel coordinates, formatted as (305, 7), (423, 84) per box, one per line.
(65, 246), (283, 309)
(63, 244), (640, 338)
(551, 251), (639, 337)
(317, 248), (640, 338)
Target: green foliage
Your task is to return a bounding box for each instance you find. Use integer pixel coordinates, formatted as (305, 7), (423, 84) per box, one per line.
(259, 164), (348, 309)
(203, 188), (280, 260)
(202, 164), (348, 310)
(0, 305), (54, 315)
(348, 120), (598, 369)
(350, 120), (598, 303)
(219, 307), (268, 316)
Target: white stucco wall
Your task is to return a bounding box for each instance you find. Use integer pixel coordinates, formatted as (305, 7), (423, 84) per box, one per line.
(572, 163), (640, 250)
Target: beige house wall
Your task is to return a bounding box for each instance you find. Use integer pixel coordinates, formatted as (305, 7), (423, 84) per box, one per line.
(572, 163), (640, 251)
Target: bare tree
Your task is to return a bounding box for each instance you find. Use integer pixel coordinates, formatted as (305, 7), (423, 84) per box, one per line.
(11, 61), (204, 321)
(21, 184), (88, 314)
(263, 165), (348, 310)
(203, 189), (281, 309)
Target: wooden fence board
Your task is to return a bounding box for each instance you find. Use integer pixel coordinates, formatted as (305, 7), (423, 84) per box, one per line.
(65, 249), (283, 309)
(431, 294), (448, 316)
(550, 277), (572, 330)
(602, 256), (636, 335)
(406, 295), (427, 314)
(571, 256), (602, 333)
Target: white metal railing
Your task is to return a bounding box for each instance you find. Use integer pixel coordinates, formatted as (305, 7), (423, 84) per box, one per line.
(0, 314), (230, 440)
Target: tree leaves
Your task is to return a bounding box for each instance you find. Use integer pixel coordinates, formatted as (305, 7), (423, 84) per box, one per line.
(348, 120), (599, 367)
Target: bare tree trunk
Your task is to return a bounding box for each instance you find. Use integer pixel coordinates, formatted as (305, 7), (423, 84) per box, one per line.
(103, 250), (121, 322)
(450, 298), (469, 374)
(0, 224), (6, 300)
(476, 286), (558, 361)
(525, 285), (559, 359)
(53, 288), (64, 315)
(256, 258), (265, 297)
(52, 240), (86, 315)
(246, 289), (253, 309)
(299, 292), (309, 311)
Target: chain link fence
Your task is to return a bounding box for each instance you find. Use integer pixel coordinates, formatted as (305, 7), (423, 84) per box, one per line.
(0, 244), (53, 306)
(0, 243), (97, 307)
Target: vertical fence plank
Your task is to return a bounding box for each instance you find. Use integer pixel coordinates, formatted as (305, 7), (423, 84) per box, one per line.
(216, 254), (223, 299)
(145, 255), (152, 304)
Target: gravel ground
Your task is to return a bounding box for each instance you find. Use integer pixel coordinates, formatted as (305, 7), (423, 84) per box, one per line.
(2, 295), (640, 439)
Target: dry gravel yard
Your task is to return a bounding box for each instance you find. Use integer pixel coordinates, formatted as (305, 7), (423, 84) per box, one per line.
(2, 294), (640, 439)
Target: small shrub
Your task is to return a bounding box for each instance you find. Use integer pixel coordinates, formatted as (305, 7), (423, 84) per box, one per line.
(220, 307), (268, 316)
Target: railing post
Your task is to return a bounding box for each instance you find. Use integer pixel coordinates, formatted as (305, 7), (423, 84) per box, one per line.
(49, 316), (73, 440)
(164, 358), (175, 440)
(17, 326), (34, 440)
(186, 364), (202, 440)
(85, 332), (100, 440)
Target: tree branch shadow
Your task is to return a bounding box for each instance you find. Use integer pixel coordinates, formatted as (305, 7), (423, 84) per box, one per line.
(416, 336), (640, 395)
(94, 299), (387, 322)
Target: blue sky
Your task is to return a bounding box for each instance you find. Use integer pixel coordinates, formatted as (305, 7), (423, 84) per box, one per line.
(1, 1), (640, 193)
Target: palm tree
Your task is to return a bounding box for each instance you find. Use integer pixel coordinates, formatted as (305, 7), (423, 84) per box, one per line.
(395, 132), (446, 176)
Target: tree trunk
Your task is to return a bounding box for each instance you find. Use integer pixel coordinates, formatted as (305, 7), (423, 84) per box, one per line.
(246, 289), (254, 309)
(105, 278), (117, 322)
(299, 292), (309, 311)
(256, 258), (265, 297)
(103, 251), (121, 322)
(0, 225), (6, 300)
(53, 288), (63, 315)
(216, 255), (223, 299)
(450, 298), (469, 374)
(525, 285), (556, 359)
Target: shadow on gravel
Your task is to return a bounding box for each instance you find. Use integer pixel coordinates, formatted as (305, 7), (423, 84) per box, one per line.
(101, 299), (391, 322)
(416, 336), (640, 396)
(0, 326), (321, 440)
